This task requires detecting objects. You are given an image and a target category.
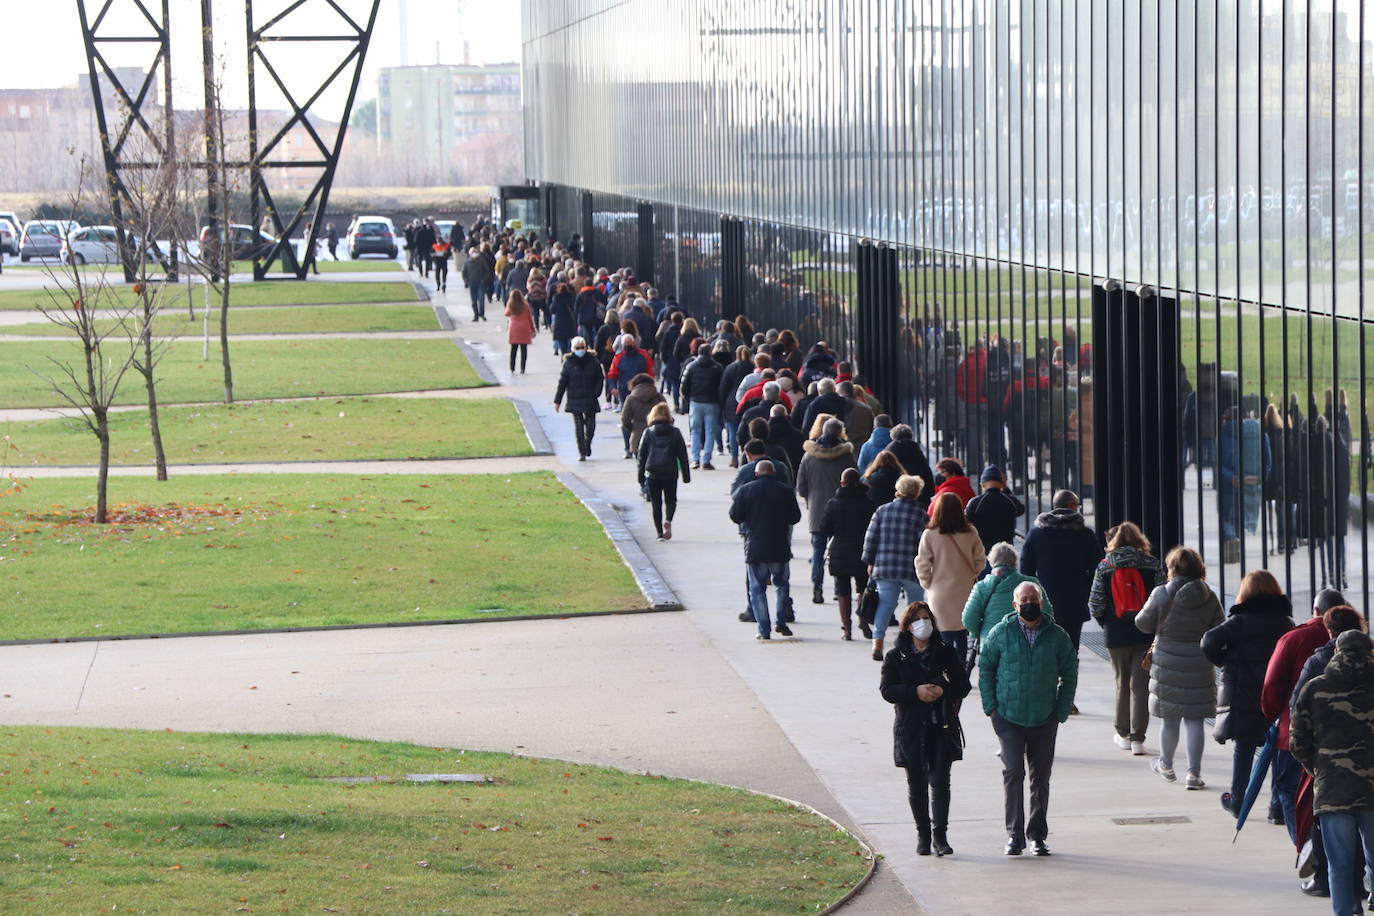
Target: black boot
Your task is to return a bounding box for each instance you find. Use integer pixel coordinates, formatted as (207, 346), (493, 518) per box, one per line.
(932, 780), (953, 856)
(837, 596), (853, 640)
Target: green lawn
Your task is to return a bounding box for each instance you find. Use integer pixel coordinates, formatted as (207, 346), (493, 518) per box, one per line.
(0, 728), (868, 915)
(7, 398), (529, 466)
(0, 472), (642, 639)
(0, 305), (440, 337)
(233, 258), (402, 274)
(0, 280), (419, 312)
(1, 338), (484, 409)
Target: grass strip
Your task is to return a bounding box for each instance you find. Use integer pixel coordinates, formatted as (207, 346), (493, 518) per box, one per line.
(6, 397), (529, 466)
(0, 472), (641, 638)
(0, 727), (869, 915)
(0, 338), (484, 409)
(0, 305), (439, 337)
(0, 281), (418, 312)
(234, 258), (402, 274)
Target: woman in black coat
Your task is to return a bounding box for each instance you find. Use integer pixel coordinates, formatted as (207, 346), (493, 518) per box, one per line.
(636, 403), (691, 541)
(879, 601), (971, 857)
(819, 468), (877, 640)
(548, 283), (579, 355)
(862, 449), (904, 507)
(553, 338), (605, 460)
(1200, 569), (1294, 817)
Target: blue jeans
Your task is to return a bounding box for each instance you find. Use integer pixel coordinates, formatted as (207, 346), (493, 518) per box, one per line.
(810, 532), (829, 589)
(1272, 749), (1302, 846)
(874, 577), (923, 641)
(747, 561), (791, 637)
(1320, 809), (1374, 916)
(725, 411), (740, 461)
(688, 401), (720, 465)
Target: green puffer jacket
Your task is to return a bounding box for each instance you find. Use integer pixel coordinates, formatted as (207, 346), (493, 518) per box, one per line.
(978, 609), (1079, 727)
(962, 567), (1053, 641)
(1291, 644), (1374, 815)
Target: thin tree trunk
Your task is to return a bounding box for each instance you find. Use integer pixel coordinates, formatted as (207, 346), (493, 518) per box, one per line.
(219, 278), (233, 403)
(143, 335), (168, 480)
(95, 410), (110, 524)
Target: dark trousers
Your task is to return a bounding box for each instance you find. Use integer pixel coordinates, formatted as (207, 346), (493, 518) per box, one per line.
(571, 410), (596, 457)
(469, 284), (485, 319)
(1058, 615), (1084, 653)
(810, 532), (829, 589)
(510, 343), (528, 373)
(647, 477), (678, 536)
(905, 756), (953, 834)
(432, 260), (447, 289)
(991, 712), (1058, 843)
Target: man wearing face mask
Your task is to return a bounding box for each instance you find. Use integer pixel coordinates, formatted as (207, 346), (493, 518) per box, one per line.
(978, 580), (1078, 857)
(554, 336), (606, 461)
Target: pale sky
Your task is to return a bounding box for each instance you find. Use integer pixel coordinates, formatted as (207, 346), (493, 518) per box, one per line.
(0, 0), (522, 116)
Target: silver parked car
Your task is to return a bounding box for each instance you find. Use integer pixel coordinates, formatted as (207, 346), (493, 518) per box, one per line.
(20, 220), (79, 261)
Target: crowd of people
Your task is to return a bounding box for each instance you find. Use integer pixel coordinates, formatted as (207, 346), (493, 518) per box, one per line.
(431, 219), (1370, 911)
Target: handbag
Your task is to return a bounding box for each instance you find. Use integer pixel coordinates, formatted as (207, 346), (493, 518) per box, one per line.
(1140, 587), (1172, 671)
(858, 580), (879, 627)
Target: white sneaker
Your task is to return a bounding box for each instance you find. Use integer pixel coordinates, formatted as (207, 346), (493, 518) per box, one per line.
(1185, 772), (1205, 790)
(1113, 734), (1131, 751)
(1151, 758), (1176, 782)
(1131, 740), (1147, 756)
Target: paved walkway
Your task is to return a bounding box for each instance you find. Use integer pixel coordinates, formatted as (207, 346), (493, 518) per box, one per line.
(0, 282), (1321, 913)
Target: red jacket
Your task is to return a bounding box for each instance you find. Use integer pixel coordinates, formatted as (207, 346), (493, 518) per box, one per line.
(955, 350), (988, 404)
(935, 475), (976, 507)
(736, 381), (795, 414)
(1261, 616), (1329, 750)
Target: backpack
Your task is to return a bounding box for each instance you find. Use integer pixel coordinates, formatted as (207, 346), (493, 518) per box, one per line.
(646, 430), (676, 476)
(1110, 566), (1149, 618)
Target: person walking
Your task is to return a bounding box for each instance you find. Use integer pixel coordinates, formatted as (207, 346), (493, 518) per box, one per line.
(881, 601), (972, 857)
(796, 418), (858, 606)
(525, 267), (548, 329)
(1201, 569), (1295, 819)
(820, 467), (877, 640)
(1136, 546), (1225, 789)
(1262, 588), (1349, 876)
(1291, 630), (1374, 916)
(1089, 521), (1164, 754)
(916, 492), (987, 663)
(637, 403), (690, 542)
(862, 475), (929, 661)
(965, 465), (1025, 554)
(553, 336), (604, 461)
(430, 238), (451, 292)
(885, 424), (937, 506)
(621, 373), (665, 459)
(857, 414), (894, 471)
(325, 223), (338, 260)
(504, 290), (537, 374)
(933, 458), (976, 506)
(548, 281), (578, 355)
(979, 581), (1078, 856)
(863, 449), (906, 507)
(729, 460), (802, 640)
(414, 219), (436, 278)
(963, 542), (1052, 643)
(680, 338), (725, 469)
(462, 248), (492, 320)
(1021, 490), (1104, 658)
(607, 334), (653, 412)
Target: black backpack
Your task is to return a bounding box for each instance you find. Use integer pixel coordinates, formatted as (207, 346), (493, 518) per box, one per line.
(646, 429), (676, 476)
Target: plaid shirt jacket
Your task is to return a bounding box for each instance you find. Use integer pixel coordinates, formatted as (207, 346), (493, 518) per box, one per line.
(861, 498), (927, 580)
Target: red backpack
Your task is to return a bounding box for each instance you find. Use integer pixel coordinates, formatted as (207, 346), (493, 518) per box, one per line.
(1110, 566), (1149, 617)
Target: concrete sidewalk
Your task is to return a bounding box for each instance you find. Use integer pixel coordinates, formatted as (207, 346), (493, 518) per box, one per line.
(452, 302), (1318, 915)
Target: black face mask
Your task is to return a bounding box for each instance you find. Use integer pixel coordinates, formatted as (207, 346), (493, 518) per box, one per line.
(1018, 603), (1043, 622)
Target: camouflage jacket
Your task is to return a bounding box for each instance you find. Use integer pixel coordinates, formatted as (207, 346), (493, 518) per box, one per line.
(1291, 648), (1374, 815)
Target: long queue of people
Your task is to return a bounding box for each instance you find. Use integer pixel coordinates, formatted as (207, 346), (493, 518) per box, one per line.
(446, 221), (1372, 911)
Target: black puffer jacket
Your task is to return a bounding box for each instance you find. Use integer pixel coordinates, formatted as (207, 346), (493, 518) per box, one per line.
(681, 353), (725, 404)
(820, 482), (877, 576)
(768, 415), (806, 473)
(1202, 593), (1295, 744)
(554, 352), (605, 413)
(884, 438), (937, 507)
(879, 630), (971, 769)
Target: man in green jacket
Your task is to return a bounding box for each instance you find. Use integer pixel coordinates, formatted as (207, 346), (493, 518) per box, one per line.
(979, 581), (1079, 857)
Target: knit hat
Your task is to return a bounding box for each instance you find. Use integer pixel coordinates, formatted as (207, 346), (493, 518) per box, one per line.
(980, 465), (1004, 483)
(1336, 630), (1374, 655)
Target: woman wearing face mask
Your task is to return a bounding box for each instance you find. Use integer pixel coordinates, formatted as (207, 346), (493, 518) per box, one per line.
(880, 601), (971, 858)
(554, 336), (605, 461)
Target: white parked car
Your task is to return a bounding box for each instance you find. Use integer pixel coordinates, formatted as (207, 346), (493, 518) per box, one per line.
(61, 226), (122, 265)
(0, 218), (16, 257)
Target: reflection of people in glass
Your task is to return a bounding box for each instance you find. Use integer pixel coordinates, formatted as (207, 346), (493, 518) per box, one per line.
(1261, 404), (1291, 553)
(1072, 377), (1093, 500)
(955, 339), (988, 470)
(1219, 407), (1270, 543)
(1182, 364), (1219, 473)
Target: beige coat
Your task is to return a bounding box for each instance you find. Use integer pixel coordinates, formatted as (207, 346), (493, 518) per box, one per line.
(915, 528), (987, 632)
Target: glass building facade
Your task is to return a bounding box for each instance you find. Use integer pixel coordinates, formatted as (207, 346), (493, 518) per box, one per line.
(521, 0), (1373, 613)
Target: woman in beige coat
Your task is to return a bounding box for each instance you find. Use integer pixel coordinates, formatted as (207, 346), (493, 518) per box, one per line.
(916, 491), (986, 664)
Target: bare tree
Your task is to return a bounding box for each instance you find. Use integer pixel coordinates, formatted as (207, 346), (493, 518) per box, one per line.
(31, 169), (143, 524)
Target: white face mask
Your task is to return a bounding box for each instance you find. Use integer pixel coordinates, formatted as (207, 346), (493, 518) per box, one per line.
(912, 619), (934, 641)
